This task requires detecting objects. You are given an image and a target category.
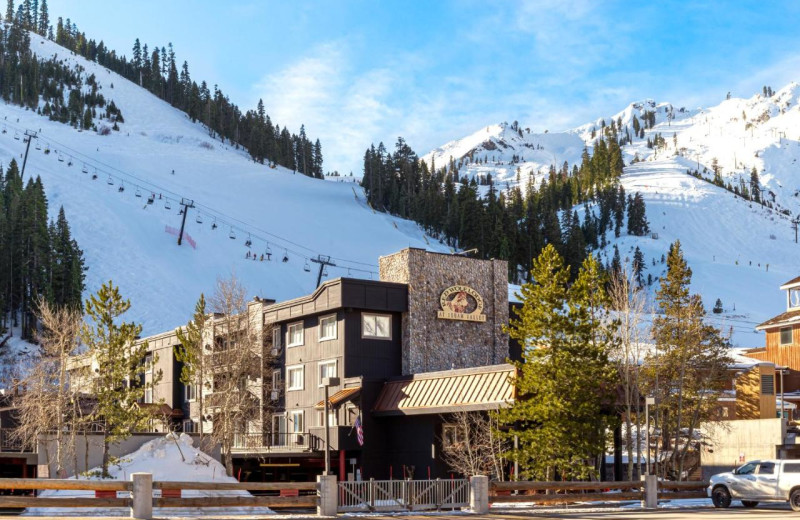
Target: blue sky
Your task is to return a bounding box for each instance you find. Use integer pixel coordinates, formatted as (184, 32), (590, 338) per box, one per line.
(47, 0), (800, 175)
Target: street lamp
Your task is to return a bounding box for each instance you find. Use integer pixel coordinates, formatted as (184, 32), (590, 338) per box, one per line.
(322, 377), (340, 476)
(645, 396), (656, 475)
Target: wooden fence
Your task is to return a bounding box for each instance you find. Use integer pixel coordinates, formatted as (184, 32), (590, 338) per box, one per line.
(489, 479), (709, 505)
(0, 476), (318, 514)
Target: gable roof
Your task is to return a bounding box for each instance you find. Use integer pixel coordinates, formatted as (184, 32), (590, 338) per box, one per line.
(756, 309), (800, 330)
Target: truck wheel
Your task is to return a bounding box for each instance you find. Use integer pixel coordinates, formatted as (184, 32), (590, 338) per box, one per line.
(712, 486), (731, 508)
(791, 489), (800, 512)
(741, 500), (758, 508)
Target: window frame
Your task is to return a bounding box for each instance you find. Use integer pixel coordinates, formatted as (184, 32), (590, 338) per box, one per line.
(185, 383), (196, 402)
(317, 409), (338, 427)
(144, 386), (153, 404)
(319, 314), (338, 341)
(318, 360), (338, 387)
(287, 322), (304, 348)
(289, 410), (305, 433)
(286, 364), (305, 391)
(272, 327), (282, 348)
(442, 423), (463, 449)
(272, 369), (282, 389)
(362, 313), (392, 340)
(781, 327), (793, 346)
(144, 353), (154, 374)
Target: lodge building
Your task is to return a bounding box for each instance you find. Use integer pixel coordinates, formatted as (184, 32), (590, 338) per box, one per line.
(56, 248), (519, 482)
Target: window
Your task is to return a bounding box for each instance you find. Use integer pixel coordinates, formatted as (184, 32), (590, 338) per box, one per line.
(785, 463), (800, 473)
(183, 420), (195, 433)
(345, 404), (357, 426)
(144, 386), (153, 404)
(318, 360), (337, 386)
(317, 409), (337, 427)
(790, 289), (800, 309)
(319, 314), (337, 341)
(185, 384), (196, 402)
(762, 374), (775, 395)
(272, 414), (287, 445)
(758, 462), (775, 475)
(362, 313), (391, 339)
(442, 424), (464, 449)
(287, 322), (304, 347)
(287, 365), (304, 391)
(736, 462), (757, 475)
(272, 327), (282, 348)
(272, 369), (282, 389)
(781, 327), (793, 346)
(289, 410), (304, 433)
(144, 353), (153, 374)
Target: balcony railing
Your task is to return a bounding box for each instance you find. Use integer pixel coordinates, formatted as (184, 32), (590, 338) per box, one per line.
(232, 432), (320, 453)
(0, 428), (29, 453)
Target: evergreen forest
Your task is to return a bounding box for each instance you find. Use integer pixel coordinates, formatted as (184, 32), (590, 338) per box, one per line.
(361, 136), (650, 282)
(0, 0), (324, 178)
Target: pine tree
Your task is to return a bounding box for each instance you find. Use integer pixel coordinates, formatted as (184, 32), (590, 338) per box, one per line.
(499, 246), (616, 480)
(80, 281), (161, 477)
(646, 241), (731, 479)
(174, 294), (208, 442)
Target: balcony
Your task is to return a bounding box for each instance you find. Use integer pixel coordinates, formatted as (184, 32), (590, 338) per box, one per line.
(231, 432), (321, 454)
(0, 428), (31, 453)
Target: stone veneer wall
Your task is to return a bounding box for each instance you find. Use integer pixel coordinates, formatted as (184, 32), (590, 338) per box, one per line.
(379, 248), (509, 375)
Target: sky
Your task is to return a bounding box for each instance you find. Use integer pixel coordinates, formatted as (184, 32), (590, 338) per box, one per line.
(46, 0), (800, 175)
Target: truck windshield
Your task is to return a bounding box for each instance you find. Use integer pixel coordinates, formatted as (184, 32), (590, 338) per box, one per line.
(737, 462), (757, 475)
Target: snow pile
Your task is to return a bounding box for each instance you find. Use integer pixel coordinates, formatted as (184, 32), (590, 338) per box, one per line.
(23, 433), (274, 517)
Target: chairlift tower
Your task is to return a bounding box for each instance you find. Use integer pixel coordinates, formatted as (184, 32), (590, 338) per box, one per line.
(310, 255), (336, 287)
(177, 198), (195, 246)
(20, 130), (38, 182)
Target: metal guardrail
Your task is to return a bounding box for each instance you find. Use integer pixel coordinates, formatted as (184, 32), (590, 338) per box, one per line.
(337, 479), (469, 512)
(232, 432), (320, 452)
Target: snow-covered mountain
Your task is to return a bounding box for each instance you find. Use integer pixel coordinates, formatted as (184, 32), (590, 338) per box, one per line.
(0, 31), (446, 336)
(425, 86), (800, 348)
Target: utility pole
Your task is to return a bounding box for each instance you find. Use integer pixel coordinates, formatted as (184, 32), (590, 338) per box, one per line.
(20, 130), (37, 181)
(177, 198), (195, 246)
(310, 255), (336, 287)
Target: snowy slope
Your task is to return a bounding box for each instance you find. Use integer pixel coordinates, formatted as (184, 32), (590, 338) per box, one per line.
(0, 32), (446, 336)
(426, 86), (800, 348)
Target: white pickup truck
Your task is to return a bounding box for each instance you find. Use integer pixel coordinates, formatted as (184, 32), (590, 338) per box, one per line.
(709, 460), (800, 510)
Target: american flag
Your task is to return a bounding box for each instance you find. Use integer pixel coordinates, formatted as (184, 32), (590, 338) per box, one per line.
(355, 415), (364, 446)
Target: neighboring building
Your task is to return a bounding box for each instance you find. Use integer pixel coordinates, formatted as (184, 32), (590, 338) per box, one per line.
(64, 248), (518, 482)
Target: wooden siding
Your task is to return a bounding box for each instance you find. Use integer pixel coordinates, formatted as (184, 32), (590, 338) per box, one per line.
(343, 311), (402, 379)
(749, 325), (800, 369)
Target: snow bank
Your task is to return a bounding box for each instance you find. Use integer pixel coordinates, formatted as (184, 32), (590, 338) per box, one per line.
(23, 433), (274, 517)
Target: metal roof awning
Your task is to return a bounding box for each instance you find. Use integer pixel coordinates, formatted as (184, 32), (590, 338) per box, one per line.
(372, 364), (515, 416)
(315, 386), (361, 409)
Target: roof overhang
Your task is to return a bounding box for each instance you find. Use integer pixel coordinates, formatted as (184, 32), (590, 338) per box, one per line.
(372, 364), (515, 417)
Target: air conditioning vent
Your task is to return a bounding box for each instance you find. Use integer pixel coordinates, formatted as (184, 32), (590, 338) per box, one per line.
(270, 390), (279, 401)
(270, 347), (281, 357)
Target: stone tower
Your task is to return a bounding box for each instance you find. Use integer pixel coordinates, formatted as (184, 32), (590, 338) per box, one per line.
(379, 248), (509, 375)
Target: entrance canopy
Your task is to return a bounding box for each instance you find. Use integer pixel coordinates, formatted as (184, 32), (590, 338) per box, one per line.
(372, 364), (515, 416)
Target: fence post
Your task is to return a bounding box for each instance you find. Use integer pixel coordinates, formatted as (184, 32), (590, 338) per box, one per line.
(317, 474), (337, 516)
(469, 475), (489, 514)
(130, 472), (152, 520)
(644, 474), (658, 509)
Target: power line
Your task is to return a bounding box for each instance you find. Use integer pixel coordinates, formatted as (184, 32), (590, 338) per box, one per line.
(3, 122), (384, 276)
